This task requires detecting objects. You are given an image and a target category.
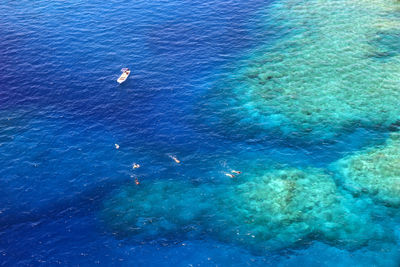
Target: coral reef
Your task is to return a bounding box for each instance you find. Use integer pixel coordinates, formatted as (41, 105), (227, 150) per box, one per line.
(101, 180), (213, 238)
(197, 0), (400, 142)
(101, 168), (388, 251)
(210, 168), (385, 251)
(333, 133), (400, 206)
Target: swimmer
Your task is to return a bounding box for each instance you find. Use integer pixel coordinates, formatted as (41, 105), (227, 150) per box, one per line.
(115, 144), (120, 149)
(133, 163), (140, 169)
(231, 170), (242, 174)
(135, 178), (140, 185)
(225, 173), (235, 178)
(170, 156), (180, 164)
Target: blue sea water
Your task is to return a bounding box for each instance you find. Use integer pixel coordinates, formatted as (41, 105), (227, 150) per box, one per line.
(1, 0), (400, 266)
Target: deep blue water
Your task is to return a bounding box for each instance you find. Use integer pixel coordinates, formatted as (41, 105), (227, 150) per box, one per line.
(1, 0), (399, 266)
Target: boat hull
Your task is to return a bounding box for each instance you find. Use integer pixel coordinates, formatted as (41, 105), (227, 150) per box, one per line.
(117, 70), (130, 84)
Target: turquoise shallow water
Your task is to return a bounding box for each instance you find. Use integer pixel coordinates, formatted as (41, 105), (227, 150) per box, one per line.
(2, 0), (400, 266)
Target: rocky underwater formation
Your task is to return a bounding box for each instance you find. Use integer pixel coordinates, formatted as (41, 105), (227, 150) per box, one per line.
(101, 167), (391, 253)
(332, 133), (400, 206)
(196, 0), (400, 142)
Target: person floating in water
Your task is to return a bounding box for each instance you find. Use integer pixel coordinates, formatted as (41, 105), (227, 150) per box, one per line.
(133, 163), (140, 169)
(115, 144), (120, 149)
(135, 178), (140, 185)
(225, 173), (235, 178)
(232, 170), (241, 174)
(170, 156), (180, 164)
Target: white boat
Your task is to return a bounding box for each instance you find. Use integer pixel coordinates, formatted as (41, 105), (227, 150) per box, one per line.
(117, 68), (130, 84)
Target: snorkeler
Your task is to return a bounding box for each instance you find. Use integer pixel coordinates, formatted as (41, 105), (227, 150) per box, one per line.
(170, 156), (180, 164)
(115, 144), (120, 149)
(133, 163), (140, 169)
(135, 178), (140, 185)
(225, 173), (235, 178)
(232, 170), (242, 174)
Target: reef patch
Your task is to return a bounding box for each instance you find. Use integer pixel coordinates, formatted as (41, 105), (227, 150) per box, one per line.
(197, 0), (400, 142)
(332, 133), (400, 206)
(101, 167), (389, 252)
